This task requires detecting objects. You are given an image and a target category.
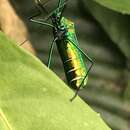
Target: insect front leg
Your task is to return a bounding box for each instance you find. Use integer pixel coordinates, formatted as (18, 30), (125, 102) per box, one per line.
(67, 39), (94, 101)
(41, 0), (68, 22)
(47, 38), (58, 68)
(19, 10), (52, 46)
(29, 4), (54, 28)
(29, 13), (54, 28)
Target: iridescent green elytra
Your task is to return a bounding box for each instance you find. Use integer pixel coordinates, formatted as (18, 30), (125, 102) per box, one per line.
(29, 0), (93, 100)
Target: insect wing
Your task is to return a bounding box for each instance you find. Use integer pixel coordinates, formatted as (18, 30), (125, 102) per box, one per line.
(67, 26), (79, 46)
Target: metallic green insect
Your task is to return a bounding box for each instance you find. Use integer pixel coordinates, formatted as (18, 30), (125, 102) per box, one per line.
(29, 0), (93, 100)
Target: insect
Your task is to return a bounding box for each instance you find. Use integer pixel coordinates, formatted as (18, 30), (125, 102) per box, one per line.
(29, 0), (93, 101)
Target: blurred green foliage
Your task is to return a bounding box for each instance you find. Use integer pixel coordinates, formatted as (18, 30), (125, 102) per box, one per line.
(91, 0), (130, 14)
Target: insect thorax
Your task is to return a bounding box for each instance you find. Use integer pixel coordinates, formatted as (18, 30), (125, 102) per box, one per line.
(60, 17), (75, 36)
(53, 17), (75, 40)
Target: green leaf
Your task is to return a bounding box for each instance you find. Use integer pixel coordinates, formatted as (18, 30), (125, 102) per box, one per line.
(92, 0), (130, 14)
(82, 0), (130, 59)
(0, 31), (111, 130)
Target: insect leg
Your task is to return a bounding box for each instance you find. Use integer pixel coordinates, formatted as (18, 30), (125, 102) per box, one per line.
(19, 10), (42, 46)
(29, 11), (54, 28)
(20, 10), (52, 46)
(67, 39), (94, 101)
(56, 0), (70, 23)
(70, 62), (93, 101)
(57, 0), (67, 22)
(47, 38), (58, 68)
(30, 1), (69, 28)
(42, 0), (68, 22)
(29, 18), (54, 28)
(57, 0), (69, 8)
(29, 4), (54, 28)
(30, 0), (70, 29)
(35, 0), (69, 23)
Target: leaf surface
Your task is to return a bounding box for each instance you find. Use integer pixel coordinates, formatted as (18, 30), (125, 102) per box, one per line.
(82, 0), (130, 59)
(0, 32), (111, 130)
(92, 0), (130, 14)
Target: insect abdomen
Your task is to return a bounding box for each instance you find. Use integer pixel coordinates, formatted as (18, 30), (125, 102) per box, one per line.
(56, 40), (88, 89)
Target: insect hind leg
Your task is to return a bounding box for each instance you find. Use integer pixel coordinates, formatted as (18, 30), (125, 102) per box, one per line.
(70, 60), (93, 101)
(47, 38), (58, 68)
(67, 39), (94, 101)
